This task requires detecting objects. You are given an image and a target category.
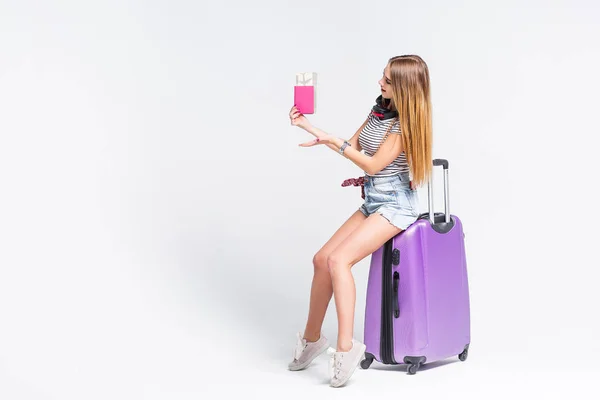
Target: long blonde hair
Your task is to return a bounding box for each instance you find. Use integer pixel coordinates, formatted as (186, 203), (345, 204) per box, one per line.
(383, 55), (433, 187)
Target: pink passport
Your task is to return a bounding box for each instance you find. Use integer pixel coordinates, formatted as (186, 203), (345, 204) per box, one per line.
(294, 72), (317, 114)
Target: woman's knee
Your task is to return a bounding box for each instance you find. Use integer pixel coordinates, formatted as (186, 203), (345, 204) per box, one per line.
(312, 251), (329, 273)
(326, 252), (345, 276)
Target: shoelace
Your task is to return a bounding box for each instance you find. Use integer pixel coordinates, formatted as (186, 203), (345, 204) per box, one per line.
(293, 332), (307, 361)
(327, 347), (343, 380)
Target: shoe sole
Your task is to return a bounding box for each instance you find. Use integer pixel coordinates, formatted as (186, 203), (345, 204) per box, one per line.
(330, 343), (367, 388)
(288, 341), (330, 371)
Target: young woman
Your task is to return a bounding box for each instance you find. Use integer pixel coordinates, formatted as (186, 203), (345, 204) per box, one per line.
(288, 55), (433, 387)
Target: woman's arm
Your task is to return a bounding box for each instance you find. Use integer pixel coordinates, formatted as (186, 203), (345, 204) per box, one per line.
(306, 125), (403, 175)
(292, 106), (400, 175)
(347, 118), (367, 151)
(307, 118), (366, 154)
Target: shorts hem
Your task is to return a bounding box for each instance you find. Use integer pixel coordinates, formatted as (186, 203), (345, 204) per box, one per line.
(374, 210), (416, 231)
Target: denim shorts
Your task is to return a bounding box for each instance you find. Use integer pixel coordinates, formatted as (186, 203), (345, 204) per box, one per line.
(358, 173), (420, 230)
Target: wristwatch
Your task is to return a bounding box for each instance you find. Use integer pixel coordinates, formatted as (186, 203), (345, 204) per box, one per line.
(339, 140), (351, 155)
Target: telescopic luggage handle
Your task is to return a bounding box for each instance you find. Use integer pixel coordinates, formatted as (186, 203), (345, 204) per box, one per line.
(427, 159), (451, 225)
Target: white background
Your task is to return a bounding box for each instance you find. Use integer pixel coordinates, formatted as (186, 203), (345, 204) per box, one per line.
(1, 0), (599, 399)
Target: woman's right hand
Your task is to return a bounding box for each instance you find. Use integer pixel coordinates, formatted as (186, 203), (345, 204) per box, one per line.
(289, 105), (312, 131)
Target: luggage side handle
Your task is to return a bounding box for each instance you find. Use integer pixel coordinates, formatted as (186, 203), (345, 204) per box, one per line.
(393, 272), (400, 318)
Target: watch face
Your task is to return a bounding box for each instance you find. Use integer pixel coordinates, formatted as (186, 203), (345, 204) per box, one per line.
(340, 141), (349, 153)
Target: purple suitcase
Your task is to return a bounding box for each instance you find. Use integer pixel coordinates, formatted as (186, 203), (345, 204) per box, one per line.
(361, 159), (470, 374)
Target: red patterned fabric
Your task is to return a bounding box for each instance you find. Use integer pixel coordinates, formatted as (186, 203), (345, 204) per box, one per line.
(341, 176), (366, 199)
(342, 176), (414, 199)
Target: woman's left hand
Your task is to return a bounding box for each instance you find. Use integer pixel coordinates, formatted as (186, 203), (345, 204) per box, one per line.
(290, 106), (313, 132)
(298, 134), (334, 147)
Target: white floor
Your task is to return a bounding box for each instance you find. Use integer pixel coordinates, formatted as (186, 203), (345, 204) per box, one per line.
(1, 249), (598, 400)
(4, 327), (594, 400)
(3, 291), (597, 400)
(199, 320), (598, 400)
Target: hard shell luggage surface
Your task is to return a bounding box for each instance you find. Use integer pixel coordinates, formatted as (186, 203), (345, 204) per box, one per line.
(362, 159), (471, 374)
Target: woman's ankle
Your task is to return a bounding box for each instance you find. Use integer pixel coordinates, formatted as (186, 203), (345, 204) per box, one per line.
(303, 331), (321, 342)
(336, 339), (353, 352)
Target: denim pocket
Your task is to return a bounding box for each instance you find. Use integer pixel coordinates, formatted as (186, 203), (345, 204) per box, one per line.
(371, 176), (403, 193)
(371, 181), (398, 194)
(400, 189), (420, 217)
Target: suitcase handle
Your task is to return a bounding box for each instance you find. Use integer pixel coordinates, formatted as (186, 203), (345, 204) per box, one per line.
(393, 272), (400, 318)
(427, 158), (451, 225)
(433, 159), (448, 169)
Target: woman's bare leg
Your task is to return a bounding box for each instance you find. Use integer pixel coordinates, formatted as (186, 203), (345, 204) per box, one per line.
(327, 213), (401, 351)
(302, 210), (367, 342)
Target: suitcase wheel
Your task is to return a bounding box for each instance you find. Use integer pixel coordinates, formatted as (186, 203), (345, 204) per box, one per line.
(458, 344), (469, 361)
(403, 356), (426, 375)
(407, 364), (419, 375)
(360, 353), (374, 369)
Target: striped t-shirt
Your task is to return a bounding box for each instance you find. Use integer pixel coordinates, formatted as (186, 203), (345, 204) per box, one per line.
(358, 112), (409, 177)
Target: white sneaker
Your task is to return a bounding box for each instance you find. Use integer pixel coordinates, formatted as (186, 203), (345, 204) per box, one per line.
(328, 339), (367, 388)
(288, 332), (329, 371)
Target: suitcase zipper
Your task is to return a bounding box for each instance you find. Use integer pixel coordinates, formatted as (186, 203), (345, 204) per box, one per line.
(380, 240), (397, 364)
